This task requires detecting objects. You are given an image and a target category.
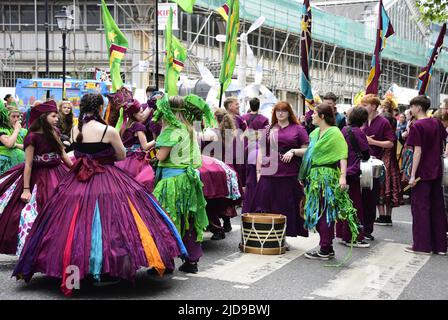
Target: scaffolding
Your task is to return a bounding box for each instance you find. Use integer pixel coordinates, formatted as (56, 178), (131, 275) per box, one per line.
(1, 0), (448, 108)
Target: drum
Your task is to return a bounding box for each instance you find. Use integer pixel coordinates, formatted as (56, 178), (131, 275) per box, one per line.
(240, 213), (286, 255)
(360, 157), (385, 190)
(442, 157), (448, 187)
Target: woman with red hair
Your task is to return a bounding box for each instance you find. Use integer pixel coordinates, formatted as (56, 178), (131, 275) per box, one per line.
(249, 101), (309, 246)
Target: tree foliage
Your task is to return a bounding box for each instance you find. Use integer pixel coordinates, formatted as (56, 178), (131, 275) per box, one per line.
(416, 0), (448, 24)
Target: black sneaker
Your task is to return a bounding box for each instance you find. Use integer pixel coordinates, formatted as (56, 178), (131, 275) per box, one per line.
(179, 262), (198, 274)
(211, 231), (225, 240)
(92, 274), (121, 287)
(147, 268), (173, 276)
(385, 216), (393, 226)
(223, 217), (232, 233)
(304, 250), (333, 260)
(364, 234), (375, 241)
(374, 216), (389, 226)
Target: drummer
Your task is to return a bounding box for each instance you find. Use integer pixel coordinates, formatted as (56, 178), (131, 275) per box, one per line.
(338, 107), (370, 248)
(405, 95), (447, 255)
(360, 94), (395, 241)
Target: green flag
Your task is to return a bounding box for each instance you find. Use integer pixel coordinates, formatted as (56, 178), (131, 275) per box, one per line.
(173, 0), (196, 13)
(219, 0), (239, 93)
(165, 8), (187, 96)
(101, 0), (128, 93)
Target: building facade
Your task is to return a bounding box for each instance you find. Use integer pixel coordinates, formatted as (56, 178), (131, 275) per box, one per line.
(1, 0), (448, 112)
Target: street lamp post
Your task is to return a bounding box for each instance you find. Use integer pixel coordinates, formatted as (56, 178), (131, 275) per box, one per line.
(55, 7), (74, 101)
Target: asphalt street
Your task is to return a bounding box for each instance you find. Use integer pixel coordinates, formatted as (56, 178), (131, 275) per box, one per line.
(0, 203), (447, 300)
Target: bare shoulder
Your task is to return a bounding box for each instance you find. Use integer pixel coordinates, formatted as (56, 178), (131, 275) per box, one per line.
(102, 124), (119, 142)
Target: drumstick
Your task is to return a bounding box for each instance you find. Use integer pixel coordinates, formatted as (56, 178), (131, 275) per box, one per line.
(403, 177), (421, 192)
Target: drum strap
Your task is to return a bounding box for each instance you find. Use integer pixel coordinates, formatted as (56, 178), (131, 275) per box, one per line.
(347, 126), (363, 161)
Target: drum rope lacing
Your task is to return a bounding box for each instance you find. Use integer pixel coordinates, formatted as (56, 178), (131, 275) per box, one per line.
(241, 215), (287, 255)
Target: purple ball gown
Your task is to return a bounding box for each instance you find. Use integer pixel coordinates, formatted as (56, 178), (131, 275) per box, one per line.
(0, 132), (68, 256)
(13, 128), (186, 296)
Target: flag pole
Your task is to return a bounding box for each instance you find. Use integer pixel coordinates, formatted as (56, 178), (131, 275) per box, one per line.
(155, 0), (159, 90)
(188, 11), (214, 52)
(218, 82), (224, 108)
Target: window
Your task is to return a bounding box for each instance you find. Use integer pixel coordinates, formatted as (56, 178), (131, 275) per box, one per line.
(87, 4), (101, 31)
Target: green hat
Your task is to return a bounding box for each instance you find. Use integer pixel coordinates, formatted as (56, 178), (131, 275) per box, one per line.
(153, 94), (216, 129)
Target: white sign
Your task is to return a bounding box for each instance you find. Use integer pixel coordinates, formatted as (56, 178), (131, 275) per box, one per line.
(139, 60), (150, 72)
(158, 3), (179, 31)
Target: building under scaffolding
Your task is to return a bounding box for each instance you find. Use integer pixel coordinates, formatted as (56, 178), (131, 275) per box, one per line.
(1, 0), (448, 113)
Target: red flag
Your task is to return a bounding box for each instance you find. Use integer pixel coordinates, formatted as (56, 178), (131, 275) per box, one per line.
(418, 23), (446, 95)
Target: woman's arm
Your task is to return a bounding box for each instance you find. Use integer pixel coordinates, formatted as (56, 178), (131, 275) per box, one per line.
(282, 144), (309, 163)
(108, 127), (126, 161)
(61, 150), (73, 168)
(339, 158), (348, 189)
(20, 145), (34, 202)
(136, 131), (156, 151)
(156, 146), (172, 161)
(366, 136), (394, 149)
(0, 122), (21, 148)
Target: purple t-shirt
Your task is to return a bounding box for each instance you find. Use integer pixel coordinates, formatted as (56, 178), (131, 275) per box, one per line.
(261, 123), (309, 177)
(406, 118), (447, 181)
(24, 132), (61, 155)
(241, 113), (269, 130)
(342, 126), (370, 177)
(24, 132), (62, 167)
(234, 114), (247, 131)
(122, 122), (146, 148)
(361, 115), (395, 158)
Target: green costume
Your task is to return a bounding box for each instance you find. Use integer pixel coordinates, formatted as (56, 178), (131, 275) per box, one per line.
(152, 95), (215, 242)
(0, 101), (27, 175)
(299, 127), (359, 244)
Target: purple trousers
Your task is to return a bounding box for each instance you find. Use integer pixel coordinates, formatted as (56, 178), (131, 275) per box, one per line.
(361, 178), (380, 235)
(411, 178), (447, 253)
(242, 164), (257, 214)
(342, 176), (365, 242)
(183, 223), (203, 263)
(316, 216), (335, 253)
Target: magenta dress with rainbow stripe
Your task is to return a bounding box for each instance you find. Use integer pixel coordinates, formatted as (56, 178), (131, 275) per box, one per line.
(13, 136), (186, 296)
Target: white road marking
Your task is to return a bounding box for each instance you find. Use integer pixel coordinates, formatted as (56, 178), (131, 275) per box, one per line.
(0, 254), (17, 263)
(172, 276), (189, 281)
(393, 220), (412, 225)
(233, 285), (250, 289)
(190, 233), (320, 284)
(312, 243), (430, 300)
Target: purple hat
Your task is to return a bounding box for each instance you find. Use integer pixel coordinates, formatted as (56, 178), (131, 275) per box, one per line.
(29, 100), (58, 125)
(124, 99), (141, 117)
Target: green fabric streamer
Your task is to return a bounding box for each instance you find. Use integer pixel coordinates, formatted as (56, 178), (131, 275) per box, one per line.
(114, 107), (124, 132)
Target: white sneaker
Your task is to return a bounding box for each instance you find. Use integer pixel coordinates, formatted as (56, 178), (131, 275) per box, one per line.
(404, 246), (431, 255)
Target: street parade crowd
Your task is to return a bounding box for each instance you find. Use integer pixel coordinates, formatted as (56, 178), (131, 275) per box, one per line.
(0, 88), (447, 296)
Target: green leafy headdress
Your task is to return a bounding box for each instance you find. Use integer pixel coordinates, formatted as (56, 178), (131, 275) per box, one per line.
(153, 94), (216, 128)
